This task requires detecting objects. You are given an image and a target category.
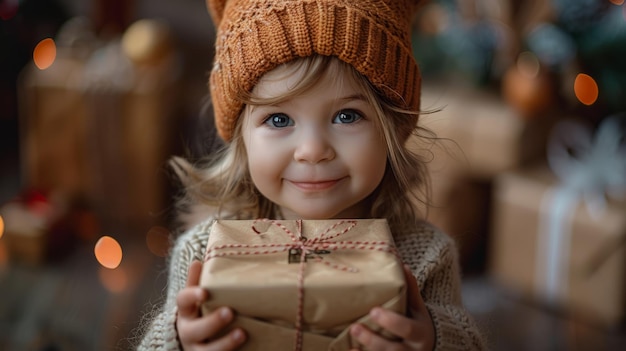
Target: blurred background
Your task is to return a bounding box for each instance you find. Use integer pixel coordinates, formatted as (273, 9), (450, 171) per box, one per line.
(0, 0), (625, 350)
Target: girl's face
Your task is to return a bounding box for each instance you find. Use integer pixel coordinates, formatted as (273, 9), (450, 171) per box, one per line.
(241, 61), (387, 219)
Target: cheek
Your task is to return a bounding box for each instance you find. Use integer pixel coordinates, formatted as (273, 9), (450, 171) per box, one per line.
(248, 152), (274, 182)
(244, 134), (284, 189)
(341, 134), (387, 184)
(362, 148), (387, 183)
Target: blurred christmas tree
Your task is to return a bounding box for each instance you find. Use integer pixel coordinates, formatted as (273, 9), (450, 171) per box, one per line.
(412, 0), (626, 120)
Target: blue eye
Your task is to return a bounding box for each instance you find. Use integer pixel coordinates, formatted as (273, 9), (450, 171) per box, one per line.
(333, 110), (362, 124)
(264, 113), (294, 128)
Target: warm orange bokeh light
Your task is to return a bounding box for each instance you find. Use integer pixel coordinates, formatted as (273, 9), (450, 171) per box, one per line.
(99, 266), (128, 293)
(0, 215), (4, 239)
(609, 0), (624, 5)
(517, 51), (540, 78)
(33, 38), (57, 70)
(146, 226), (170, 257)
(94, 236), (123, 269)
(574, 73), (599, 106)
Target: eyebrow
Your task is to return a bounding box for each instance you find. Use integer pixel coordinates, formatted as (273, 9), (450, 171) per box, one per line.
(339, 93), (368, 103)
(248, 93), (369, 113)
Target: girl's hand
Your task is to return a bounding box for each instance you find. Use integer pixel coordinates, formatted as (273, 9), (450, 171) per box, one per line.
(176, 260), (247, 350)
(349, 265), (435, 351)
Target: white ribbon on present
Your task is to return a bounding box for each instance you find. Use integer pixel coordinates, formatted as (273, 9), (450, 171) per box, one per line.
(536, 114), (626, 302)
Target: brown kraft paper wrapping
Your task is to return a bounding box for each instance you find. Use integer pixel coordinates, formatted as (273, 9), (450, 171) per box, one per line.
(490, 169), (626, 326)
(200, 219), (407, 351)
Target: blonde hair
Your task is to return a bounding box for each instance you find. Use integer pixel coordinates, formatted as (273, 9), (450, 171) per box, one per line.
(172, 55), (432, 235)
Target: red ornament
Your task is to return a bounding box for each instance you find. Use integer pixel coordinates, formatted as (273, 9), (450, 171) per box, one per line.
(502, 53), (555, 119)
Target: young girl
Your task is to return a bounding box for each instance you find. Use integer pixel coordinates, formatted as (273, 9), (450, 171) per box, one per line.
(138, 0), (485, 350)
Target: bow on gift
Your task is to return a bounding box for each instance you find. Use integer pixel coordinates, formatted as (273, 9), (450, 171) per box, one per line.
(537, 114), (626, 301)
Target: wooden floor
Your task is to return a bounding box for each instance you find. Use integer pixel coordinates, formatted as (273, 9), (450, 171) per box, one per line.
(0, 240), (169, 351)
(462, 276), (626, 351)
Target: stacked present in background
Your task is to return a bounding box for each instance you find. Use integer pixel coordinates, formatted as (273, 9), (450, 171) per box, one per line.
(0, 189), (97, 266)
(490, 116), (626, 326)
(408, 84), (559, 273)
(410, 0), (560, 273)
(411, 0), (626, 326)
(16, 16), (181, 243)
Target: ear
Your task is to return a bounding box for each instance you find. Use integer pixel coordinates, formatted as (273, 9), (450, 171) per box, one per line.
(206, 0), (228, 26)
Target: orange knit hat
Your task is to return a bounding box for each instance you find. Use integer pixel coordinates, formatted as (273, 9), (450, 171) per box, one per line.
(207, 0), (424, 141)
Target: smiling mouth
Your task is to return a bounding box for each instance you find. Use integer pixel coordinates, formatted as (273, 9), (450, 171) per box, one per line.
(288, 179), (342, 191)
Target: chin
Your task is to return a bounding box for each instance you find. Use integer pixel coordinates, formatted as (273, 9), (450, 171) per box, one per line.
(281, 205), (336, 220)
(290, 212), (336, 220)
(287, 205), (362, 220)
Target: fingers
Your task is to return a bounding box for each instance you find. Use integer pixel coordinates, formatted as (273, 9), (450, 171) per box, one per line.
(351, 322), (413, 351)
(401, 265), (435, 350)
(403, 264), (426, 314)
(350, 265), (435, 351)
(176, 261), (248, 350)
(180, 307), (242, 343)
(369, 307), (423, 342)
(350, 321), (428, 351)
(187, 260), (203, 287)
(200, 328), (246, 351)
(178, 261), (209, 319)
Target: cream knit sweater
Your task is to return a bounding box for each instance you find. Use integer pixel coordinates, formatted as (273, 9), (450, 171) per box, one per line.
(137, 219), (485, 350)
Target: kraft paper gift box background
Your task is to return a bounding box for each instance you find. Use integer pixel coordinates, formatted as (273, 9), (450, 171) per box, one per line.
(489, 168), (626, 327)
(407, 86), (561, 274)
(416, 85), (559, 179)
(200, 219), (407, 351)
(18, 32), (179, 231)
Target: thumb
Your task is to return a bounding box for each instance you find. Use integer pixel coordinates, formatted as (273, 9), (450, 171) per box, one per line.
(177, 260), (207, 319)
(186, 260), (203, 287)
(403, 264), (426, 314)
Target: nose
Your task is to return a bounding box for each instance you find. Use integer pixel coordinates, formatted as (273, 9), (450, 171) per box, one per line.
(294, 130), (335, 164)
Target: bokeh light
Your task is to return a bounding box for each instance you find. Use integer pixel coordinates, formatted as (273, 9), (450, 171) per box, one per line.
(517, 51), (540, 78)
(99, 266), (128, 293)
(146, 226), (170, 257)
(609, 0), (624, 6)
(33, 38), (57, 70)
(574, 73), (599, 106)
(0, 215), (4, 239)
(417, 3), (449, 35)
(94, 236), (123, 269)
(0, 0), (19, 20)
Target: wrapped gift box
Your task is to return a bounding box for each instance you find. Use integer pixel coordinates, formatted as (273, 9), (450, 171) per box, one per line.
(18, 54), (90, 198)
(489, 168), (626, 326)
(414, 85), (558, 179)
(200, 219), (407, 351)
(0, 191), (79, 265)
(18, 32), (179, 230)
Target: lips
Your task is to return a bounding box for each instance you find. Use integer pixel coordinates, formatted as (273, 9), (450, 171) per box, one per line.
(288, 178), (342, 191)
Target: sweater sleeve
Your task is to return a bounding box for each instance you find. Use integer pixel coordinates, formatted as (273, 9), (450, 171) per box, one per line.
(397, 223), (485, 351)
(137, 220), (214, 351)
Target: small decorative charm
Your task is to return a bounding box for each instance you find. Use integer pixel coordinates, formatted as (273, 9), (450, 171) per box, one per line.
(288, 248), (302, 263)
(288, 248), (332, 263)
